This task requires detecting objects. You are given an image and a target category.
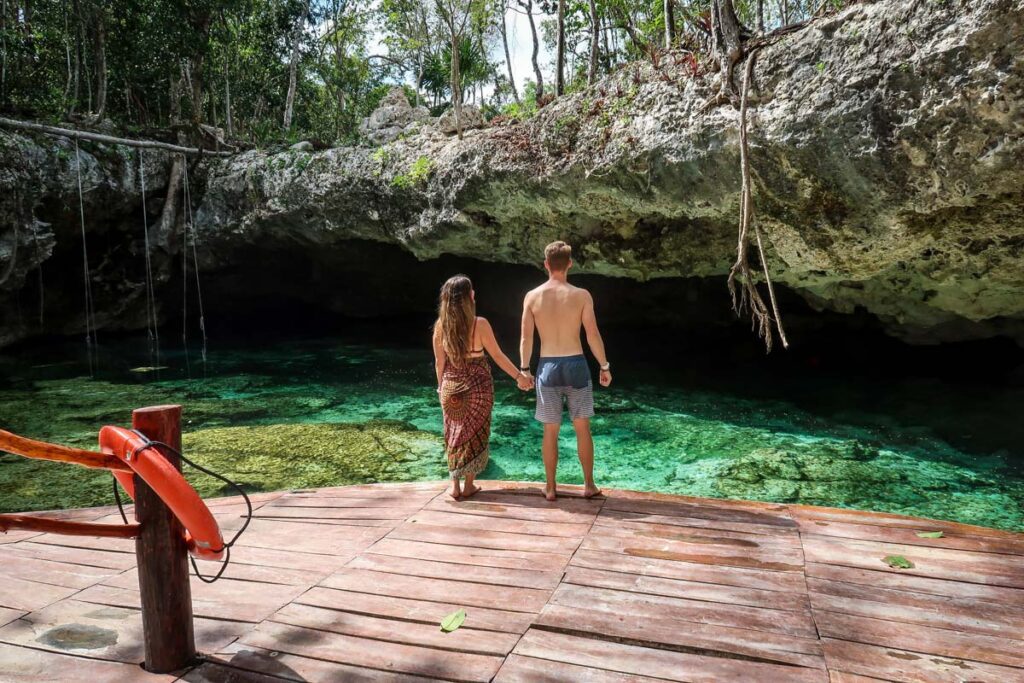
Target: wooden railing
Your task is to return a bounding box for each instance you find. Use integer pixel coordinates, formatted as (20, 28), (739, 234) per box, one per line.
(0, 405), (196, 673)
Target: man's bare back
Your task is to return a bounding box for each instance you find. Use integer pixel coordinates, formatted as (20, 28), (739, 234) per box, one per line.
(525, 280), (588, 357)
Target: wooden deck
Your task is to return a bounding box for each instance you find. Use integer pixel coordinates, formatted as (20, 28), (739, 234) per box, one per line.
(0, 481), (1022, 682)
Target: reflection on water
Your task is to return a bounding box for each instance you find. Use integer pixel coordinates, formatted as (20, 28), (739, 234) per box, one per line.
(1, 328), (1022, 531)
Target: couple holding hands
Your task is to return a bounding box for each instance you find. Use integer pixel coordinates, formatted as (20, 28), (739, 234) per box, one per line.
(432, 241), (612, 501)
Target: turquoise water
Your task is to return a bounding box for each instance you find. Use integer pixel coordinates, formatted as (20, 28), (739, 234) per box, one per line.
(1, 330), (1022, 531)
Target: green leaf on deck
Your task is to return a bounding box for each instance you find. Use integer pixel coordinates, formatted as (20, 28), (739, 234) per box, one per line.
(883, 555), (914, 569)
(915, 531), (944, 538)
(440, 609), (466, 632)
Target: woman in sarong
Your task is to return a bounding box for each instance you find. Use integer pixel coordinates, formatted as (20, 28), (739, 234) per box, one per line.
(432, 275), (531, 499)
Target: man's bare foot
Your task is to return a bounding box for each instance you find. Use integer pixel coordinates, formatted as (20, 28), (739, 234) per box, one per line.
(544, 487), (557, 502)
(462, 483), (481, 498)
(583, 486), (603, 498)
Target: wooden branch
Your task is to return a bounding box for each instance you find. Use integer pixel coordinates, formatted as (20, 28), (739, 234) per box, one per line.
(0, 429), (132, 472)
(0, 116), (235, 157)
(0, 514), (140, 538)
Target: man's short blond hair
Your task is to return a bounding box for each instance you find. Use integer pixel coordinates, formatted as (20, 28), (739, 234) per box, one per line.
(545, 241), (572, 272)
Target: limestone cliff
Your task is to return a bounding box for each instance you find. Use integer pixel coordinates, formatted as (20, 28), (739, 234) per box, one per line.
(1, 0), (1022, 347)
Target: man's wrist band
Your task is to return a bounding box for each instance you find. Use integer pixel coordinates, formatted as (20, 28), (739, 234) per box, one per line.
(600, 363), (611, 371)
(520, 367), (530, 372)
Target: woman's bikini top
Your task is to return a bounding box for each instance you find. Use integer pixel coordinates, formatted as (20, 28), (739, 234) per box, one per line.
(467, 318), (485, 358)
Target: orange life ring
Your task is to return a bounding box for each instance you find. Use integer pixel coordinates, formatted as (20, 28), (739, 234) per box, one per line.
(100, 426), (225, 561)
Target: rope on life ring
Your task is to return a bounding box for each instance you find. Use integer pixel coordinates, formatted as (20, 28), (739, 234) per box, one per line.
(101, 426), (226, 560)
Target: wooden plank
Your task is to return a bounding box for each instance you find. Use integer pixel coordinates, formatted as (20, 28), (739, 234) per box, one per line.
(536, 603), (824, 669)
(0, 641), (176, 682)
(564, 566), (810, 611)
(827, 672), (889, 683)
(581, 533), (804, 572)
(389, 522), (582, 554)
(239, 620), (504, 682)
(193, 543), (347, 574)
(571, 549), (807, 593)
(254, 505), (421, 520)
(235, 518), (391, 555)
(597, 506), (796, 537)
(805, 561), (1024, 606)
(791, 505), (1024, 540)
(0, 574), (78, 611)
(426, 495), (603, 524)
(322, 568), (551, 613)
(807, 577), (1024, 639)
(350, 552), (563, 590)
(0, 552), (117, 589)
(603, 497), (796, 527)
(407, 509), (593, 538)
(270, 602), (520, 656)
(2, 541), (137, 570)
(296, 586), (535, 634)
(268, 493), (438, 509)
(0, 598), (246, 666)
(593, 515), (801, 547)
(588, 523), (806, 560)
(801, 535), (1024, 588)
(367, 537), (571, 572)
(25, 533), (136, 554)
(820, 638), (1024, 683)
(513, 629), (827, 682)
(795, 517), (1024, 556)
(182, 661), (298, 683)
(0, 607), (25, 629)
(102, 572), (308, 623)
(495, 654), (668, 682)
(549, 584), (818, 638)
(814, 610), (1024, 668)
(211, 641), (437, 682)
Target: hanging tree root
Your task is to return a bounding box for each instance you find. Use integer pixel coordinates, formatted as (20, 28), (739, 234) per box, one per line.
(727, 49), (789, 352)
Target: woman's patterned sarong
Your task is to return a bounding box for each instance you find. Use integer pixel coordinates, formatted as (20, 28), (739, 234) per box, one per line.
(440, 356), (493, 479)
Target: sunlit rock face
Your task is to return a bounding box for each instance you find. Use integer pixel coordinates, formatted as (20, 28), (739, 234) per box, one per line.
(1, 0), (1022, 347)
(195, 0), (1024, 343)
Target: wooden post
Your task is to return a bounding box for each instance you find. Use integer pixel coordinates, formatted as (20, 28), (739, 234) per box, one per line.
(132, 405), (196, 673)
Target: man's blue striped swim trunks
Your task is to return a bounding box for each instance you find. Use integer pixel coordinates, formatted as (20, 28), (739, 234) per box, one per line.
(534, 354), (595, 424)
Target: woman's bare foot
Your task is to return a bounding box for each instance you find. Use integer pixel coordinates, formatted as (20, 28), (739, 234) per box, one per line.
(449, 482), (462, 500)
(583, 486), (603, 499)
(461, 483), (481, 498)
(544, 487), (557, 501)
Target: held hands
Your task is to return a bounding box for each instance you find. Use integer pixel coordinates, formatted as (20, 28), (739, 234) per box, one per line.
(516, 371), (534, 391)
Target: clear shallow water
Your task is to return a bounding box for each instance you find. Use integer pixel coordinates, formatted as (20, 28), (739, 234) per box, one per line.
(1, 330), (1022, 531)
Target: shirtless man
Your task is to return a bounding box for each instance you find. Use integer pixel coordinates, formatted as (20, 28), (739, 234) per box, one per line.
(520, 241), (612, 501)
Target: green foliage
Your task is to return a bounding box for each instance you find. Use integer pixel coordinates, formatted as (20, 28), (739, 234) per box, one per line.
(815, 61), (827, 73)
(883, 555), (915, 569)
(915, 530), (944, 538)
(439, 609), (466, 632)
(392, 155), (433, 188)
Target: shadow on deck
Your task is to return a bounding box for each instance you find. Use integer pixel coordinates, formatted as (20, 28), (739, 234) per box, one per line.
(0, 482), (1022, 682)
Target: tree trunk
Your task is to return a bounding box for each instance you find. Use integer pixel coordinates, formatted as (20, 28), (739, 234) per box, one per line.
(555, 0), (565, 95)
(450, 30), (463, 139)
(223, 62), (232, 137)
(782, 0), (789, 25)
(587, 0), (599, 85)
(283, 0), (309, 131)
(92, 2), (107, 120)
(500, 4), (519, 103)
(711, 0), (744, 99)
(758, 0), (764, 33)
(523, 0), (543, 99)
(664, 0), (675, 49)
